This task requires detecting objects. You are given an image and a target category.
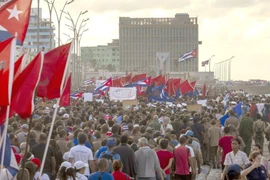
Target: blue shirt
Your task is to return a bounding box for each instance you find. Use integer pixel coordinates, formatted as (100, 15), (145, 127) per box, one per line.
(73, 139), (92, 149)
(98, 150), (120, 160)
(95, 146), (108, 159)
(88, 172), (114, 180)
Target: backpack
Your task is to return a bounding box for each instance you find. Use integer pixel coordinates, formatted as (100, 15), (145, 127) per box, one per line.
(255, 122), (263, 138)
(100, 151), (117, 173)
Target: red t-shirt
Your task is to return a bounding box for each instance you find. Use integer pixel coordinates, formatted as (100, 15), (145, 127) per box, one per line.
(112, 171), (131, 180)
(218, 135), (234, 163)
(156, 150), (174, 174)
(174, 146), (190, 175)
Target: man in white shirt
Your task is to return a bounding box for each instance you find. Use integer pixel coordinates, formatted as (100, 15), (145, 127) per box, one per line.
(69, 132), (95, 177)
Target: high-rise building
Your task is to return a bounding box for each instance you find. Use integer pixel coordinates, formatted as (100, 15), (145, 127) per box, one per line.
(119, 13), (199, 73)
(23, 8), (55, 53)
(81, 39), (119, 72)
(0, 0), (6, 5)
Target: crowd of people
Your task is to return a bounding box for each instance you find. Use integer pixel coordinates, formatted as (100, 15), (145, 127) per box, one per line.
(2, 93), (270, 180)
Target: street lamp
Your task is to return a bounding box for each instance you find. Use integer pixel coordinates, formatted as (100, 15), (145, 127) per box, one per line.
(228, 56), (235, 81)
(208, 55), (215, 72)
(46, 0), (74, 47)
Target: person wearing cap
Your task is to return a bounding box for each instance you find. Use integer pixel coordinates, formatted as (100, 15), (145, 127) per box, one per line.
(32, 157), (50, 180)
(56, 161), (77, 180)
(69, 132), (95, 177)
(88, 158), (113, 180)
(225, 164), (242, 180)
(135, 137), (163, 180)
(74, 161), (88, 180)
(241, 151), (268, 180)
(17, 124), (29, 144)
(98, 138), (120, 173)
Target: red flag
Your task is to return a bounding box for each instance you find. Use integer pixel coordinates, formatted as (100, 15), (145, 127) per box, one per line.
(0, 37), (15, 106)
(151, 75), (162, 85)
(0, 0), (32, 44)
(202, 83), (207, 98)
(190, 81), (197, 89)
(112, 77), (123, 87)
(155, 76), (166, 87)
(121, 73), (132, 86)
(0, 52), (44, 123)
(132, 73), (146, 83)
(13, 54), (24, 80)
(60, 74), (71, 107)
(37, 43), (72, 99)
(165, 78), (179, 96)
(180, 80), (194, 94)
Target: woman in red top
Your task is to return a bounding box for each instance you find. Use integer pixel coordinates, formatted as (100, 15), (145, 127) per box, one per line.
(112, 160), (131, 180)
(156, 138), (174, 180)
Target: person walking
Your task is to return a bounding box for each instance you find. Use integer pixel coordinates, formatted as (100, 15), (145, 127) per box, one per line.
(253, 114), (266, 150)
(112, 160), (131, 180)
(208, 120), (221, 169)
(69, 132), (95, 177)
(135, 137), (163, 180)
(88, 159), (113, 180)
(173, 136), (195, 180)
(239, 112), (254, 155)
(114, 134), (137, 178)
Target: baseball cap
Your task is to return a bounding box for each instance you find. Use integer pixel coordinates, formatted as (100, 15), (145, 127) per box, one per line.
(63, 114), (69, 119)
(21, 124), (29, 129)
(226, 164), (241, 174)
(60, 161), (72, 170)
(107, 138), (116, 148)
(74, 161), (89, 170)
(31, 158), (41, 168)
(185, 130), (194, 137)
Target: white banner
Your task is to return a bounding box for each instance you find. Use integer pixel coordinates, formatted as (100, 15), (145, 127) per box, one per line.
(95, 80), (105, 87)
(109, 87), (137, 101)
(84, 93), (93, 102)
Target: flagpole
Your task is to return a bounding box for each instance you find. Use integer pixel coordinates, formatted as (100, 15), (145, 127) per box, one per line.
(0, 36), (16, 177)
(39, 42), (73, 179)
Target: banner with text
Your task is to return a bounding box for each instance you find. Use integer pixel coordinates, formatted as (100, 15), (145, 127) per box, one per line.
(109, 87), (137, 101)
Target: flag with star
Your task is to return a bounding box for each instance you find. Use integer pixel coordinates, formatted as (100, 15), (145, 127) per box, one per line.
(0, 0), (33, 45)
(178, 48), (198, 62)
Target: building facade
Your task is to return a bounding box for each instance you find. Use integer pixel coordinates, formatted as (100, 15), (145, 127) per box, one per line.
(0, 0), (6, 5)
(81, 39), (119, 72)
(119, 13), (199, 73)
(23, 8), (55, 53)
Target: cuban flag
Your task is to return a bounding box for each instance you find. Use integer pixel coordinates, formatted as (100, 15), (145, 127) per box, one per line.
(0, 125), (19, 178)
(0, 0), (33, 45)
(224, 93), (231, 102)
(94, 78), (112, 91)
(179, 48), (198, 62)
(83, 78), (94, 85)
(134, 76), (151, 87)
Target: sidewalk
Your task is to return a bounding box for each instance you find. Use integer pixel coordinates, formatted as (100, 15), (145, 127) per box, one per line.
(206, 140), (270, 179)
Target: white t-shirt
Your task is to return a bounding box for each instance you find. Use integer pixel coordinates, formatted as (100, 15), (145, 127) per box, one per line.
(76, 172), (88, 180)
(63, 151), (70, 161)
(69, 145), (93, 175)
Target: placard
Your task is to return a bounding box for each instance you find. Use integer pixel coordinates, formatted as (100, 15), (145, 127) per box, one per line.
(84, 93), (93, 102)
(187, 104), (202, 112)
(197, 100), (207, 107)
(109, 87), (137, 101)
(122, 100), (138, 110)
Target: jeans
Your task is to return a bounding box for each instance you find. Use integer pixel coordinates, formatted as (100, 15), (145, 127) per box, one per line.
(164, 174), (170, 180)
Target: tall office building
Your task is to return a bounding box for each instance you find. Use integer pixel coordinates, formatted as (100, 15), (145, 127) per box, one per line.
(23, 8), (55, 53)
(119, 13), (199, 73)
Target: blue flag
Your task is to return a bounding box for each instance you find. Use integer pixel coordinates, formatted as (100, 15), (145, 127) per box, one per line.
(220, 102), (242, 126)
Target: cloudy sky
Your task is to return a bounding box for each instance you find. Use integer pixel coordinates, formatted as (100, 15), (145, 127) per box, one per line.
(33, 0), (270, 81)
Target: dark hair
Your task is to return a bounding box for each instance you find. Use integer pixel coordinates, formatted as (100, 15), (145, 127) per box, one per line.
(225, 171), (240, 180)
(224, 127), (230, 134)
(231, 138), (241, 145)
(112, 125), (119, 134)
(39, 133), (47, 142)
(120, 134), (128, 144)
(101, 139), (108, 146)
(59, 129), (67, 138)
(253, 144), (261, 150)
(66, 168), (76, 180)
(78, 132), (87, 144)
(159, 138), (169, 149)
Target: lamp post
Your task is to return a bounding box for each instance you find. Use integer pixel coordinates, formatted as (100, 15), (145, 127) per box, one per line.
(63, 10), (88, 88)
(214, 56), (235, 82)
(228, 56), (235, 81)
(44, 0), (55, 50)
(208, 55), (215, 72)
(45, 0), (74, 47)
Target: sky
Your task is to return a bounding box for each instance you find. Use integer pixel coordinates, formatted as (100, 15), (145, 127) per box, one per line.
(32, 0), (270, 81)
